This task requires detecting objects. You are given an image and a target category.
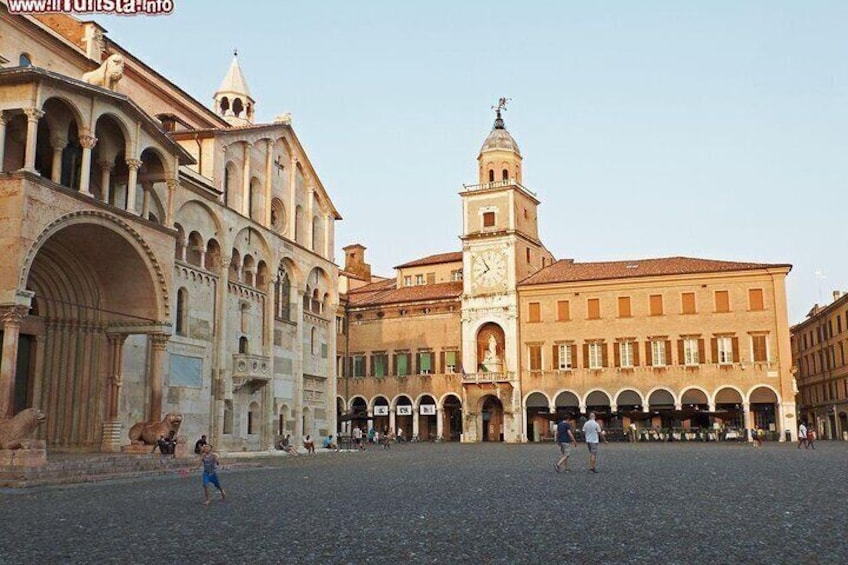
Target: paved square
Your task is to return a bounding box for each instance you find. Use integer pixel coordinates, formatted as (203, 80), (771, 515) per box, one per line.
(1, 442), (846, 563)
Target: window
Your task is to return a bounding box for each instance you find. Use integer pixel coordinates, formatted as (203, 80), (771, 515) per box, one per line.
(556, 344), (573, 370)
(310, 328), (317, 355)
(417, 351), (433, 374)
(683, 338), (700, 366)
(223, 401), (233, 435)
(444, 351), (458, 374)
(451, 269), (463, 281)
(751, 335), (768, 362)
(239, 336), (248, 354)
(352, 355), (365, 377)
(717, 337), (733, 365)
(557, 300), (570, 321)
(415, 274), (425, 286)
(649, 295), (663, 316)
(488, 169), (495, 182)
(403, 276), (412, 287)
(749, 288), (764, 311)
(681, 292), (696, 315)
(617, 296), (631, 318)
(247, 409), (255, 435)
(650, 340), (667, 367)
(502, 169), (509, 181)
(526, 248), (531, 264)
(337, 316), (345, 335)
(275, 272), (292, 321)
(528, 345), (542, 371)
(19, 53), (32, 67)
(528, 302), (541, 323)
(372, 353), (388, 377)
(619, 341), (634, 368)
(176, 288), (188, 336)
(714, 290), (730, 313)
(483, 211), (495, 227)
(587, 298), (600, 320)
(838, 315), (843, 334)
(588, 342), (604, 369)
(426, 272), (436, 285)
(395, 352), (409, 376)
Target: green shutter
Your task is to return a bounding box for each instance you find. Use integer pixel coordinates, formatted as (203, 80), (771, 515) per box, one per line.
(398, 354), (408, 376)
(421, 353), (431, 372)
(446, 351), (456, 367)
(375, 356), (385, 377)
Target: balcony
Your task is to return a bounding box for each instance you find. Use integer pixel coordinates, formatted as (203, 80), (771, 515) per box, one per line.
(462, 372), (516, 384)
(232, 353), (271, 393)
(462, 178), (537, 198)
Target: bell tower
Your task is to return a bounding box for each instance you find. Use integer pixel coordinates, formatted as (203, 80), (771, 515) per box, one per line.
(214, 50), (255, 126)
(477, 99), (523, 185)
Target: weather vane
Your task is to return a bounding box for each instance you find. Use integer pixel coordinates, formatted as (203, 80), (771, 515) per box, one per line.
(492, 97), (511, 115)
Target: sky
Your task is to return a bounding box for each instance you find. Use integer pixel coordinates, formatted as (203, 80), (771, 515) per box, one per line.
(96, 0), (847, 324)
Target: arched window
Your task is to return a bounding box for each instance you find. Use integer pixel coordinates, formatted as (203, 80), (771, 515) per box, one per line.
(176, 288), (188, 336)
(19, 53), (32, 67)
(248, 402), (259, 435)
(275, 270), (291, 321)
(311, 216), (320, 252)
(311, 327), (317, 355)
(502, 169), (509, 181)
(239, 336), (248, 354)
(220, 97), (230, 114)
(311, 289), (321, 314)
(233, 98), (244, 117)
(223, 163), (234, 206)
(488, 169), (494, 182)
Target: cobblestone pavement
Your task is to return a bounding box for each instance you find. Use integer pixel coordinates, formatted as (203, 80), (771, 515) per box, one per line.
(1, 441), (846, 564)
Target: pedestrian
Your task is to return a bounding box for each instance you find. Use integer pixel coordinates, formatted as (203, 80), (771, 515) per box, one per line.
(194, 434), (208, 454)
(322, 434), (339, 451)
(554, 417), (577, 473)
(798, 422), (808, 449)
(278, 434), (298, 456)
(397, 427), (405, 443)
(367, 427), (375, 444)
(304, 434), (316, 454)
(806, 427), (816, 449)
(582, 412), (603, 473)
(200, 444), (226, 506)
(353, 426), (364, 450)
(152, 433), (170, 465)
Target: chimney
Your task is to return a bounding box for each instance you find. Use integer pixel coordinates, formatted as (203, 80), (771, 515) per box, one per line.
(834, 290), (842, 302)
(342, 244), (371, 281)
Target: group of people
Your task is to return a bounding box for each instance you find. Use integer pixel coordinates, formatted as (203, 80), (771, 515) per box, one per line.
(153, 431), (179, 464)
(797, 422), (816, 449)
(554, 412), (607, 474)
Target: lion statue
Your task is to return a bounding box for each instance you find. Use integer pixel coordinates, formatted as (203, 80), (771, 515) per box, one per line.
(128, 412), (183, 446)
(82, 53), (125, 91)
(0, 408), (46, 450)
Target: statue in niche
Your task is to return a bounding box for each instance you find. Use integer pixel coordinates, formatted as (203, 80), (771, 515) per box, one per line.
(483, 334), (499, 365)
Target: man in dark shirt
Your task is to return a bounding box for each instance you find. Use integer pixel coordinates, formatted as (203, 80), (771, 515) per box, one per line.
(554, 417), (577, 473)
(195, 435), (208, 454)
(153, 434), (170, 465)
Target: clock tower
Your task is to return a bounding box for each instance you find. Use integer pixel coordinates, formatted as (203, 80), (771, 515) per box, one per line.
(459, 100), (553, 442)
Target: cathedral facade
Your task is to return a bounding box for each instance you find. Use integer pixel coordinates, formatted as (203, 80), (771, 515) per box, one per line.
(0, 8), (339, 452)
(338, 105), (797, 443)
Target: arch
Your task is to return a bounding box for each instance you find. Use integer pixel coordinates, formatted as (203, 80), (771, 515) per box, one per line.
(93, 112), (132, 160)
(271, 198), (287, 232)
(243, 254), (256, 286)
(680, 387), (709, 406)
(554, 390), (581, 407)
(585, 389), (612, 408)
(41, 96), (86, 135)
(439, 392), (462, 409)
(479, 394), (504, 442)
(391, 394), (414, 409)
(175, 200), (223, 243)
(233, 226), (271, 264)
(647, 388), (676, 407)
(310, 327), (317, 355)
(219, 96), (230, 115)
(747, 385), (779, 404)
(138, 145), (173, 179)
(294, 205), (304, 243)
(524, 391), (550, 407)
(223, 161), (236, 207)
(249, 176), (263, 221)
(232, 97), (244, 117)
(247, 401), (260, 435)
(415, 393), (437, 409)
(349, 395), (368, 411)
(311, 215), (322, 252)
(256, 260), (269, 288)
(475, 322), (505, 372)
(205, 238), (222, 271)
(488, 169), (494, 182)
(502, 168), (509, 181)
(186, 231), (204, 266)
(615, 389), (644, 408)
(713, 386), (745, 406)
(223, 400), (234, 434)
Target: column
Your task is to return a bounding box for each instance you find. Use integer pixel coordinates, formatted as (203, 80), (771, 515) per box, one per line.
(264, 139), (273, 227)
(293, 287), (305, 441)
(78, 133), (97, 196)
(306, 186), (315, 250)
(141, 182), (152, 219)
(389, 407), (396, 434)
(743, 402), (753, 441)
(148, 334), (169, 422)
(412, 409), (419, 439)
(101, 333), (126, 452)
(0, 112), (8, 172)
(210, 256), (231, 447)
(166, 178), (178, 227)
(242, 142), (252, 217)
(125, 158), (142, 214)
(323, 212), (331, 260)
(0, 305), (29, 418)
(22, 108), (44, 172)
(98, 161), (113, 203)
(50, 136), (67, 183)
(288, 157), (297, 241)
(436, 408), (444, 440)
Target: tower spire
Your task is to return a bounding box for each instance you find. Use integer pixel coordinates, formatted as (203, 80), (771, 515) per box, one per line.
(491, 97), (510, 130)
(213, 50), (255, 125)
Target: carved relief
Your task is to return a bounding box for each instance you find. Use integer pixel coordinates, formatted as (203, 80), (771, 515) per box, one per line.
(82, 54), (125, 90)
(0, 408), (46, 449)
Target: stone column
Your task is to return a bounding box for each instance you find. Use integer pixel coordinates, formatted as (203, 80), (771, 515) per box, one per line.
(166, 178), (178, 227)
(242, 142), (252, 217)
(306, 186), (315, 250)
(21, 108), (44, 173)
(0, 305), (29, 418)
(148, 334), (169, 422)
(0, 112), (8, 172)
(323, 212), (331, 260)
(98, 161), (113, 204)
(50, 136), (67, 184)
(412, 409), (419, 439)
(264, 139), (273, 228)
(210, 256), (231, 448)
(102, 333), (128, 452)
(436, 408), (444, 440)
(389, 407), (396, 433)
(141, 182), (152, 219)
(743, 402), (753, 441)
(78, 134), (97, 196)
(125, 158), (142, 214)
(293, 287), (305, 442)
(288, 157), (297, 241)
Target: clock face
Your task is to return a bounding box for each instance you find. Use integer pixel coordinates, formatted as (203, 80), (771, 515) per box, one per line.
(472, 249), (507, 289)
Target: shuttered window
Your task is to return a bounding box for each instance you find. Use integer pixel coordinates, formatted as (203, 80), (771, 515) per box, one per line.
(557, 300), (570, 321)
(588, 343), (604, 369)
(555, 344), (573, 370)
(372, 354), (387, 377)
(649, 295), (663, 316)
(396, 353), (409, 376)
(650, 340), (667, 366)
(749, 289), (764, 311)
(682, 339), (699, 365)
(752, 335), (768, 362)
(681, 292), (696, 315)
(715, 291), (730, 313)
(587, 298), (600, 320)
(445, 351), (457, 373)
(528, 302), (541, 322)
(483, 211), (495, 227)
(529, 345), (542, 371)
(619, 341), (634, 368)
(418, 351), (433, 374)
(353, 355), (365, 377)
(618, 296), (631, 318)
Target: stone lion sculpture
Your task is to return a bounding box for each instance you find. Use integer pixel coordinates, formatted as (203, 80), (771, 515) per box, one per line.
(128, 412), (183, 446)
(0, 408), (46, 450)
(82, 53), (125, 90)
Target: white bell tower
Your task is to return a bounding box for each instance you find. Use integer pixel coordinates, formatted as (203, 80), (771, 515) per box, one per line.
(214, 50), (256, 126)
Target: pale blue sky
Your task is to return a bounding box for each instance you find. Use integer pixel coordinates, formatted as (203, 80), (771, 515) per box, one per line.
(97, 0), (847, 324)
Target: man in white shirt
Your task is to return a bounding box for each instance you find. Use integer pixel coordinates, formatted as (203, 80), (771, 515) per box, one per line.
(582, 412), (604, 473)
(798, 422), (808, 449)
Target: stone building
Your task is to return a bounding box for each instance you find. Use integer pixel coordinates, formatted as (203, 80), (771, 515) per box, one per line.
(0, 8), (340, 453)
(791, 291), (848, 440)
(338, 104), (797, 442)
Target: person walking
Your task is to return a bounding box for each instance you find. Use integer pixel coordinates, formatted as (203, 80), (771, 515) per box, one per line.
(353, 426), (364, 450)
(200, 444), (226, 506)
(194, 434), (208, 455)
(806, 426), (816, 449)
(554, 417), (577, 473)
(798, 422), (808, 449)
(582, 412), (603, 473)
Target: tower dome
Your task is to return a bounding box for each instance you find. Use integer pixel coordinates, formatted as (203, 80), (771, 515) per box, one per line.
(477, 98), (523, 184)
(214, 50), (255, 126)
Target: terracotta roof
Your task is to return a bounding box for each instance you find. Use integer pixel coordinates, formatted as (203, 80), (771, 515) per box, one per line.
(348, 281), (463, 308)
(395, 251), (462, 269)
(520, 256), (791, 286)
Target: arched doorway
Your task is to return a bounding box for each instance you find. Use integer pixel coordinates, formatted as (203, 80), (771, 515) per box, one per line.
(394, 395), (413, 440)
(750, 387), (778, 439)
(585, 390), (612, 426)
(476, 322), (505, 373)
(373, 396), (389, 433)
(350, 397), (369, 435)
(554, 391), (580, 423)
(442, 394), (462, 441)
(680, 388), (710, 430)
(480, 395), (504, 442)
(615, 389), (645, 435)
(525, 392), (551, 442)
(714, 388), (744, 433)
(648, 389), (677, 431)
(416, 395), (437, 441)
(24, 219), (163, 450)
